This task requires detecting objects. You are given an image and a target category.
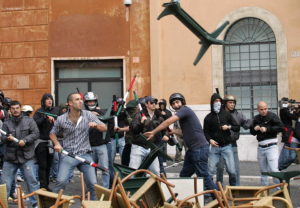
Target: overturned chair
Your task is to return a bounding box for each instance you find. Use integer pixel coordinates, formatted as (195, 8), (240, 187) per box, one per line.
(205, 182), (292, 208)
(15, 186), (80, 208)
(94, 169), (175, 208)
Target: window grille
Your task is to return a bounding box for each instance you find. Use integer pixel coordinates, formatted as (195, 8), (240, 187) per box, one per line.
(223, 18), (277, 132)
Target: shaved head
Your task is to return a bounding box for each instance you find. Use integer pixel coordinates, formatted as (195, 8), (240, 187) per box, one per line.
(257, 101), (268, 116)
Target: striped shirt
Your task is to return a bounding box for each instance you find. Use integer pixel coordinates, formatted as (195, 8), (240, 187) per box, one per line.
(50, 110), (103, 155)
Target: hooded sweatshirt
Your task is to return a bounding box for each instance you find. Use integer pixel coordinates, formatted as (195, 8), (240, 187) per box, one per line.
(203, 93), (240, 146)
(33, 93), (59, 141)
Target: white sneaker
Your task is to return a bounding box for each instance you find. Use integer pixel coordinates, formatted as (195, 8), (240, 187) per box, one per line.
(17, 175), (24, 182)
(163, 162), (167, 167)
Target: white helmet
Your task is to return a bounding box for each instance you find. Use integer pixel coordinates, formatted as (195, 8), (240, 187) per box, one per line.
(84, 92), (98, 110)
(21, 105), (33, 112)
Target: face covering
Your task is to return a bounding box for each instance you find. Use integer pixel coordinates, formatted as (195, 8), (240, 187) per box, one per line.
(213, 102), (221, 113)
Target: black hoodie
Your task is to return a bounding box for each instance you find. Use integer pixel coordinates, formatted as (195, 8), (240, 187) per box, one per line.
(203, 93), (240, 146)
(33, 93), (59, 140)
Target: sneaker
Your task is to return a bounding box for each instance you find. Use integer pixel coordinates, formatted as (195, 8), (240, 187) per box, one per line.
(17, 175), (24, 182)
(163, 162), (167, 167)
(50, 177), (57, 183)
(9, 193), (17, 200)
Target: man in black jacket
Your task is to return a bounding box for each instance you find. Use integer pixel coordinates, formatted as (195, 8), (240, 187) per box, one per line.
(129, 96), (168, 175)
(278, 98), (298, 170)
(250, 101), (283, 186)
(1, 100), (40, 207)
(204, 93), (239, 186)
(84, 92), (110, 188)
(33, 93), (59, 191)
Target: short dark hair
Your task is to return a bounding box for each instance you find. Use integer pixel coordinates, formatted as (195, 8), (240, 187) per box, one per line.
(67, 92), (80, 103)
(9, 100), (21, 108)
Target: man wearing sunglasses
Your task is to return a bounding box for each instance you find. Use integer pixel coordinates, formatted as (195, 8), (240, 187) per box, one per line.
(129, 96), (169, 175)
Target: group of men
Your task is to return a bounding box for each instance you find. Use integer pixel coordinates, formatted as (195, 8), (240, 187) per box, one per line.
(0, 89), (299, 207)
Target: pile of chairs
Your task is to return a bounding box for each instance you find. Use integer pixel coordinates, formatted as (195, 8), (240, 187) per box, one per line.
(1, 169), (295, 208)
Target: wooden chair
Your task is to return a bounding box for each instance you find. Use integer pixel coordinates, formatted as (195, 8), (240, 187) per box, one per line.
(82, 172), (119, 208)
(16, 187), (80, 208)
(163, 189), (223, 208)
(215, 182), (292, 208)
(120, 169), (175, 208)
(0, 184), (8, 208)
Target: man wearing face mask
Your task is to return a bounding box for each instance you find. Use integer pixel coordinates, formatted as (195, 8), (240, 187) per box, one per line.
(203, 93), (239, 186)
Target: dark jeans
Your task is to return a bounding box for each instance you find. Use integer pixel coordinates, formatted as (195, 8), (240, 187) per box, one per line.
(121, 144), (132, 166)
(35, 142), (53, 189)
(180, 145), (216, 191)
(279, 142), (300, 170)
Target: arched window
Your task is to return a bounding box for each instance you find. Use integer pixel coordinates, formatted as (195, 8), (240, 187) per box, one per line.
(224, 17), (277, 121)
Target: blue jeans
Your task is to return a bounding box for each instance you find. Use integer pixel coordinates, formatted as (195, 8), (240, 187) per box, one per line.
(129, 144), (160, 176)
(91, 144), (110, 188)
(208, 144), (236, 186)
(216, 146), (240, 185)
(3, 160), (40, 206)
(111, 137), (125, 162)
(50, 152), (60, 179)
(278, 142), (299, 171)
(53, 153), (97, 200)
(180, 145), (216, 191)
(257, 144), (280, 186)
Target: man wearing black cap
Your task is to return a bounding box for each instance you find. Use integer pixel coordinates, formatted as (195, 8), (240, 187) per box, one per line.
(129, 96), (168, 175)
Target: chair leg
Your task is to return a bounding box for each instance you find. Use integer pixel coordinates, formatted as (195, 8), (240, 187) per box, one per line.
(52, 189), (64, 208)
(217, 182), (230, 208)
(16, 185), (25, 208)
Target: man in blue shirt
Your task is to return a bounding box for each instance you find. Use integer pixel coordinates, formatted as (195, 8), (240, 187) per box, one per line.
(144, 93), (216, 191)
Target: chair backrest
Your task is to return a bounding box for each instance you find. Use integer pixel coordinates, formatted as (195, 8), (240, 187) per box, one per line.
(270, 183), (292, 208)
(94, 184), (126, 208)
(0, 184), (8, 208)
(34, 189), (74, 208)
(130, 176), (166, 208)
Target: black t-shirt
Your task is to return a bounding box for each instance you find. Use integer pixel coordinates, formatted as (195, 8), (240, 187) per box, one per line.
(175, 106), (208, 150)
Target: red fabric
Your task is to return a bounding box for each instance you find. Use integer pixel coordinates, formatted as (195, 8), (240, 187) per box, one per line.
(0, 110), (4, 120)
(288, 130), (294, 143)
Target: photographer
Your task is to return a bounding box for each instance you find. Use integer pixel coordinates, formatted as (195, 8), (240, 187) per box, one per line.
(278, 98), (299, 170)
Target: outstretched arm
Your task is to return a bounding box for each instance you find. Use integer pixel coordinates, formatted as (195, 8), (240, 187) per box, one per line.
(144, 115), (180, 139)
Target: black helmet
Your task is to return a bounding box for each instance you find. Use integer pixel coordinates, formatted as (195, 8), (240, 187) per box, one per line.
(84, 92), (98, 110)
(169, 93), (186, 105)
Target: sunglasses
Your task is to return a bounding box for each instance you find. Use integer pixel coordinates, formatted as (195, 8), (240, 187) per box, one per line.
(149, 101), (157, 104)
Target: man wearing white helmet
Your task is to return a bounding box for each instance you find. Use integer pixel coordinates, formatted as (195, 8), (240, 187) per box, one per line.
(21, 105), (34, 117)
(84, 91), (110, 188)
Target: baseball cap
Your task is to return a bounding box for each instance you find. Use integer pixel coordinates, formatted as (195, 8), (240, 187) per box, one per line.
(145, 96), (158, 104)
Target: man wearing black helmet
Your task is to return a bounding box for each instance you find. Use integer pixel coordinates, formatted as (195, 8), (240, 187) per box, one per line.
(144, 93), (216, 191)
(84, 92), (110, 188)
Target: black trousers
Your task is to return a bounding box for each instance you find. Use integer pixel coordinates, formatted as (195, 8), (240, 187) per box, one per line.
(35, 142), (53, 189)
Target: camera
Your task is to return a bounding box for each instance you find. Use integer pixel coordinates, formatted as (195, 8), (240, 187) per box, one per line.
(278, 97), (300, 110)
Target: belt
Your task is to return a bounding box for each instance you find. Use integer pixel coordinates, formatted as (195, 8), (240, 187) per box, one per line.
(259, 142), (277, 148)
